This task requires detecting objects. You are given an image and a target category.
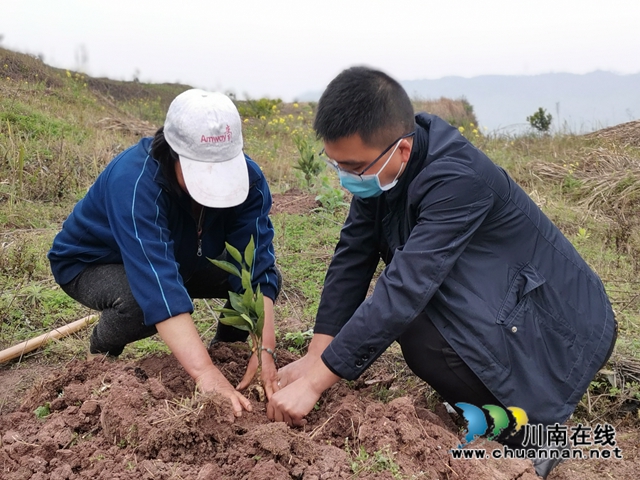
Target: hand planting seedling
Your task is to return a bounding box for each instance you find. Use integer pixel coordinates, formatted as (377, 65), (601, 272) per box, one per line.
(208, 236), (269, 401)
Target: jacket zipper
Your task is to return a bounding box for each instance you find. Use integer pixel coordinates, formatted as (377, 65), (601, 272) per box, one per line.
(196, 207), (205, 257)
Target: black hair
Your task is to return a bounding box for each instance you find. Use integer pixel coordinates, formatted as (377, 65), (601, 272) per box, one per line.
(150, 126), (182, 195)
(313, 66), (415, 148)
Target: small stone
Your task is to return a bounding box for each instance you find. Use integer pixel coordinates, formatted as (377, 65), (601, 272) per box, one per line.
(80, 400), (100, 415)
(2, 430), (21, 444)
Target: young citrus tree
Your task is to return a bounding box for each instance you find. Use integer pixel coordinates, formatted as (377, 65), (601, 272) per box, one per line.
(208, 236), (267, 399)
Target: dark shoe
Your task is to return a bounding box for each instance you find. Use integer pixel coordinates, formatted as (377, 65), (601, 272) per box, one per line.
(89, 340), (124, 357)
(532, 456), (564, 479)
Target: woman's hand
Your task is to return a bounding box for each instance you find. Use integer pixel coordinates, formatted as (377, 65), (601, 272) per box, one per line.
(156, 312), (252, 417)
(196, 367), (253, 416)
(236, 348), (279, 399)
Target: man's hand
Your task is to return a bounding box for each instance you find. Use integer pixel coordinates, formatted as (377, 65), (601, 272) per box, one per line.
(276, 333), (334, 389)
(267, 376), (322, 426)
(267, 354), (339, 426)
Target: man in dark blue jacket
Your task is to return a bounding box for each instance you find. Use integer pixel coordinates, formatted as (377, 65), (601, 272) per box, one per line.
(268, 68), (616, 476)
(49, 89), (280, 415)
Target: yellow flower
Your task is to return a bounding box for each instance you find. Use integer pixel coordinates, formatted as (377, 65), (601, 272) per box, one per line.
(288, 114), (294, 120)
(279, 117), (285, 124)
(66, 70), (71, 77)
(293, 103), (299, 108)
(271, 105), (277, 111)
(243, 118), (249, 123)
(470, 122), (474, 127)
(3, 64), (7, 68)
(260, 115), (266, 121)
(473, 129), (478, 134)
(458, 126), (465, 133)
(297, 116), (304, 121)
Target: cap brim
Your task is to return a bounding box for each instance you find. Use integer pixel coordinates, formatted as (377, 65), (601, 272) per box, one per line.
(179, 151), (249, 208)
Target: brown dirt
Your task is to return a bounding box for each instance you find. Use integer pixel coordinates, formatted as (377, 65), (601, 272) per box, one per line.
(271, 189), (319, 215)
(0, 343), (637, 479)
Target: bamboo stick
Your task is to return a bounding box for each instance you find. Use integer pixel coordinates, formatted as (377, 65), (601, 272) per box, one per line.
(0, 314), (97, 364)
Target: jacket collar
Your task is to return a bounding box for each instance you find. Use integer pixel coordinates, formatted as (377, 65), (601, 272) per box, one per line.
(384, 115), (432, 204)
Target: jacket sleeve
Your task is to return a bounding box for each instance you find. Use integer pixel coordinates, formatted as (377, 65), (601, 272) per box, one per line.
(314, 197), (381, 337)
(105, 159), (194, 326)
(321, 160), (494, 379)
(225, 171), (278, 301)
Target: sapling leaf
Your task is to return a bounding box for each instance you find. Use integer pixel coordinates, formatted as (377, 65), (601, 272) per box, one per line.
(256, 313), (265, 342)
(208, 259), (241, 278)
(242, 287), (253, 312)
(219, 315), (251, 331)
(240, 313), (255, 330)
(213, 307), (241, 317)
(254, 287), (264, 321)
(241, 269), (252, 292)
(229, 292), (248, 314)
(225, 242), (243, 265)
(244, 236), (255, 269)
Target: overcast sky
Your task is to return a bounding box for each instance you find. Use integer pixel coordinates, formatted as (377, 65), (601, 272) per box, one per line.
(2, 0), (639, 100)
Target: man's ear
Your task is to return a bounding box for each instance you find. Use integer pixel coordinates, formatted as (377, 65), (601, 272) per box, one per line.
(399, 138), (414, 163)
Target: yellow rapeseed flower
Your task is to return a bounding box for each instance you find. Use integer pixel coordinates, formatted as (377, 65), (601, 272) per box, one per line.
(288, 114), (294, 120)
(260, 115), (266, 121)
(293, 103), (299, 108)
(66, 70), (71, 77)
(297, 116), (304, 121)
(279, 118), (285, 124)
(271, 105), (277, 111)
(243, 118), (249, 123)
(458, 126), (465, 133)
(470, 122), (474, 127)
(473, 129), (478, 134)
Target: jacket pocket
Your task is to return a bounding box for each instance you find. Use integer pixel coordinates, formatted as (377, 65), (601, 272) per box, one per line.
(497, 263), (546, 327)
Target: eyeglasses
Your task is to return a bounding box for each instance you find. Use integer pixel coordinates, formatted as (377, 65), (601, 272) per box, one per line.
(319, 131), (415, 178)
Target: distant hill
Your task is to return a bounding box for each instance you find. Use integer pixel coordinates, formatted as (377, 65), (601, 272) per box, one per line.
(299, 71), (640, 134)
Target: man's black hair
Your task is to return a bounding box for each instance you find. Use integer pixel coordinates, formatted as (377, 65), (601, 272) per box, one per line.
(313, 66), (415, 148)
(150, 127), (182, 196)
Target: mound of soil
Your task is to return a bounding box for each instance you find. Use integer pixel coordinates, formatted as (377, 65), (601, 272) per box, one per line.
(1, 343), (636, 479)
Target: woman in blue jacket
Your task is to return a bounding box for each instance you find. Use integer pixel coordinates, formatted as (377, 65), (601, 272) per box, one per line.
(49, 89), (280, 416)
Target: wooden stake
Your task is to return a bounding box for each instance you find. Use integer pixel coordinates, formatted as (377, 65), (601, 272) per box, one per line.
(0, 314), (97, 364)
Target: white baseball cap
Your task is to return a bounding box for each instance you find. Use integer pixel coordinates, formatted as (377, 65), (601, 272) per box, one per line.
(164, 89), (249, 208)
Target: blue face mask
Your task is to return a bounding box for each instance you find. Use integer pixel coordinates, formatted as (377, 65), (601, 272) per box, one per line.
(337, 140), (405, 198)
